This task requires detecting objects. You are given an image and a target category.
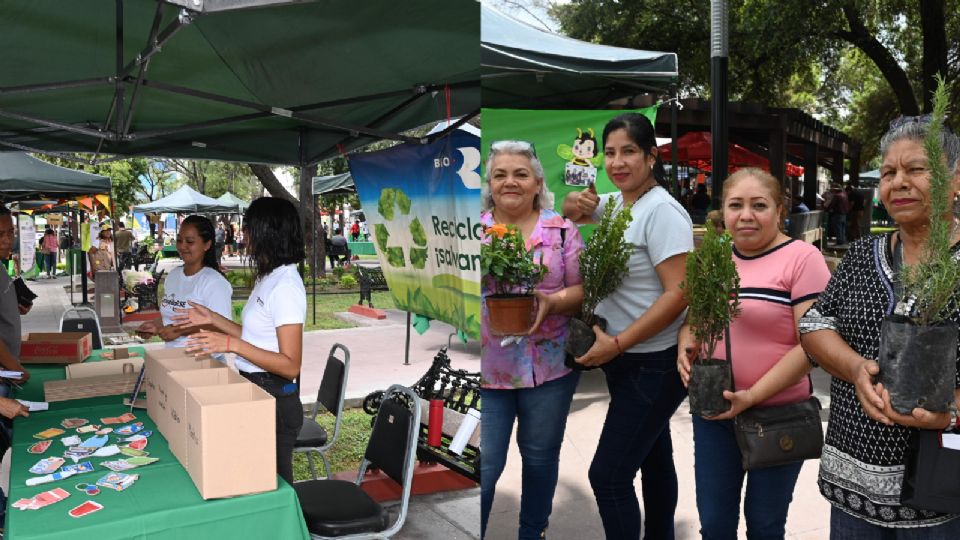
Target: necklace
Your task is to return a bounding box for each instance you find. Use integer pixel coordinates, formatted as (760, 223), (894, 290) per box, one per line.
(622, 182), (657, 207)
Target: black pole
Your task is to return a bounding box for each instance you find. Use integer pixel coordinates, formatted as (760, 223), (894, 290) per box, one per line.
(312, 194), (317, 326)
(404, 311), (411, 366)
(710, 0), (729, 210)
(670, 85), (679, 199)
(79, 211), (89, 306)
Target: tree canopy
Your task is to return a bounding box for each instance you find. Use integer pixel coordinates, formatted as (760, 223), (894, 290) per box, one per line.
(552, 0), (960, 166)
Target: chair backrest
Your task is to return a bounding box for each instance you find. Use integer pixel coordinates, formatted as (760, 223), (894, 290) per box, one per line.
(60, 306), (103, 349)
(316, 344), (349, 416)
(362, 385), (420, 488)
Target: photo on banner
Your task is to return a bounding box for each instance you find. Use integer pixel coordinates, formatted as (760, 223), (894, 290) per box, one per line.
(481, 106), (658, 239)
(349, 129), (481, 339)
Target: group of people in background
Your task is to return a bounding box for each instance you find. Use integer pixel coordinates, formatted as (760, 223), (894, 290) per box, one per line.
(481, 112), (960, 539)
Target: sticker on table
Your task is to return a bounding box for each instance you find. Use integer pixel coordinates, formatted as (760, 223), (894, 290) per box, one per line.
(78, 435), (108, 449)
(13, 487), (71, 510)
(33, 428), (64, 440)
(114, 422), (144, 436)
(76, 425), (100, 434)
(92, 445), (120, 457)
(94, 427), (113, 435)
(96, 472), (138, 491)
(60, 418), (88, 429)
(100, 413), (136, 425)
(29, 457), (65, 475)
(62, 462), (95, 475)
(119, 447), (148, 458)
(27, 440), (52, 454)
(100, 460), (136, 472)
(124, 456), (158, 467)
(60, 435), (82, 447)
(75, 483), (100, 496)
(68, 500), (104, 518)
(127, 439), (148, 451)
(64, 447), (93, 461)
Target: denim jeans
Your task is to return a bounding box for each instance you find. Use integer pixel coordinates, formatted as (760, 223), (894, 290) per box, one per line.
(588, 346), (687, 540)
(830, 507), (960, 539)
(692, 416), (803, 539)
(829, 214), (848, 245)
(481, 370), (581, 540)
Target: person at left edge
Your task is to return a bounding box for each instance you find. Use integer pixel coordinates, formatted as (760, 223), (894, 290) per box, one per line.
(173, 197), (306, 484)
(0, 204), (30, 395)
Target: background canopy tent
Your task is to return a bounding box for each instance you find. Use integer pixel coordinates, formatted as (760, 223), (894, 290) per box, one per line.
(481, 3), (679, 109)
(215, 192), (249, 213)
(0, 152), (110, 201)
(132, 184), (233, 213)
(0, 0), (480, 166)
(312, 172), (355, 197)
(658, 132), (805, 177)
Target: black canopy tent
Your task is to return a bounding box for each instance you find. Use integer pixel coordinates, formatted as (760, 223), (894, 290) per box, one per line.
(481, 3), (678, 110)
(481, 3), (684, 193)
(0, 152), (110, 201)
(0, 0), (480, 166)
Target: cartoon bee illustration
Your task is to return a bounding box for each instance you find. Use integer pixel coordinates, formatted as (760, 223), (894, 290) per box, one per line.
(558, 128), (602, 186)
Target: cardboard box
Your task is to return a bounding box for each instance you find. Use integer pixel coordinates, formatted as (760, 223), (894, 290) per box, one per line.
(144, 348), (221, 438)
(44, 373), (139, 402)
(165, 369), (247, 464)
(66, 358), (144, 379)
(185, 382), (276, 499)
(20, 332), (92, 364)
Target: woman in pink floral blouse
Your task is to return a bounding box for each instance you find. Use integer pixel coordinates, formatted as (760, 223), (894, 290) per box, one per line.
(480, 140), (585, 540)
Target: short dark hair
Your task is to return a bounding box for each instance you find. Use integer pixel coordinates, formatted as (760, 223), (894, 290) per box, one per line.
(244, 197), (305, 281)
(0, 204), (10, 217)
(180, 215), (220, 273)
(602, 113), (667, 188)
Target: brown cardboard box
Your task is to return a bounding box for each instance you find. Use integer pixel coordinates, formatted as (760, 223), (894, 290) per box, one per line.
(44, 373), (139, 402)
(165, 369), (247, 464)
(20, 332), (92, 364)
(144, 348), (222, 438)
(66, 358), (144, 379)
(185, 382), (276, 499)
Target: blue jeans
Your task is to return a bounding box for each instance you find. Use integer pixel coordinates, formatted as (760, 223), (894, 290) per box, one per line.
(589, 346), (687, 540)
(829, 214), (847, 245)
(692, 416), (803, 539)
(481, 370), (581, 540)
(830, 507), (960, 539)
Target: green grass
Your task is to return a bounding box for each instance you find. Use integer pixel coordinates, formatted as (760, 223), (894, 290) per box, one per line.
(231, 291), (396, 332)
(293, 408), (372, 480)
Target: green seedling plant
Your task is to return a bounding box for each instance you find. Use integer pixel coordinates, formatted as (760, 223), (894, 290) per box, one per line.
(901, 76), (960, 326)
(577, 200), (635, 325)
(681, 226), (741, 361)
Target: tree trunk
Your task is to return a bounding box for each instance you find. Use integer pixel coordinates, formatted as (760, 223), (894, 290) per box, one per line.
(298, 164), (319, 277)
(248, 164), (297, 203)
(837, 3), (920, 117)
(920, 0), (948, 113)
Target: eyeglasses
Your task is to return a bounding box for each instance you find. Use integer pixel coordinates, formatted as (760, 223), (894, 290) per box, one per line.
(490, 140), (537, 157)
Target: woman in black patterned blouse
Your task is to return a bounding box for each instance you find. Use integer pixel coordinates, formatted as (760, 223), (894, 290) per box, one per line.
(800, 116), (960, 536)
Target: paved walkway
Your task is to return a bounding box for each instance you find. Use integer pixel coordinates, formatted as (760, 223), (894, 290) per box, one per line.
(18, 258), (480, 540)
(486, 367), (833, 539)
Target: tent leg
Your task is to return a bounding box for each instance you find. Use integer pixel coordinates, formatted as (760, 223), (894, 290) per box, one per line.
(404, 311), (411, 366)
(312, 195), (317, 325)
(670, 85), (679, 199)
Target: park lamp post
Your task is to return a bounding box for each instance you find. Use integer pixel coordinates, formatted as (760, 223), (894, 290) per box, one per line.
(710, 0), (729, 209)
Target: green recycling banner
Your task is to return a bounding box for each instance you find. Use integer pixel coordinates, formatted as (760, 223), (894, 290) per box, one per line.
(349, 130), (481, 339)
(480, 106), (659, 233)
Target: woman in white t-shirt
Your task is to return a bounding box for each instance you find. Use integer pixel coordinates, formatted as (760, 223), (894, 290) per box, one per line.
(136, 215), (232, 346)
(173, 198), (306, 484)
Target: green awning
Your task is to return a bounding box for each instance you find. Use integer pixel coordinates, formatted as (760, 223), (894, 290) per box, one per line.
(0, 152), (110, 201)
(132, 184), (232, 213)
(216, 192), (249, 213)
(312, 172), (355, 196)
(0, 0), (480, 165)
(482, 3), (678, 109)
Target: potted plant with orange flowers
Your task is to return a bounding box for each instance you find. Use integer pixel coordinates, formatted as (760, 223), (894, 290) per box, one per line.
(481, 223), (547, 335)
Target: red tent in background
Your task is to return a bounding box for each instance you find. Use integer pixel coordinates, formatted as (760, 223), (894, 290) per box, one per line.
(658, 132), (804, 177)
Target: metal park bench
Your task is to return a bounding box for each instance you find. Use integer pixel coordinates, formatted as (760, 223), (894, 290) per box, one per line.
(362, 347), (481, 483)
(356, 266), (388, 308)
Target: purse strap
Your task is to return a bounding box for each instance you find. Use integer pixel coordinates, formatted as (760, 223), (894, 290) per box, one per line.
(725, 311), (815, 397)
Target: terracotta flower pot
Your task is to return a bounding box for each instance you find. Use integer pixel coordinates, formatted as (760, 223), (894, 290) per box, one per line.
(689, 358), (732, 417)
(878, 316), (958, 414)
(486, 294), (536, 336)
(564, 317), (607, 371)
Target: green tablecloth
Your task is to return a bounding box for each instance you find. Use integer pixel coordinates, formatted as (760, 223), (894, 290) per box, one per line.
(347, 241), (376, 256)
(17, 347), (148, 403)
(7, 401), (310, 540)
(159, 246), (179, 258)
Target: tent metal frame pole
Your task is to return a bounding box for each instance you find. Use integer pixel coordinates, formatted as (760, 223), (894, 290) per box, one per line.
(123, 2), (166, 139)
(425, 109), (480, 144)
(312, 194), (317, 325)
(0, 141), (96, 165)
(670, 85), (679, 199)
(118, 9), (191, 78)
(0, 78), (111, 96)
(0, 109), (114, 141)
(114, 0), (126, 137)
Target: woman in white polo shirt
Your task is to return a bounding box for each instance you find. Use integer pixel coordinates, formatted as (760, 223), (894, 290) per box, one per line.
(136, 215), (232, 346)
(174, 197), (306, 484)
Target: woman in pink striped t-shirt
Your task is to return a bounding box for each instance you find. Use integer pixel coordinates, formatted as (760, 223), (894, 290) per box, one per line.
(678, 168), (831, 538)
